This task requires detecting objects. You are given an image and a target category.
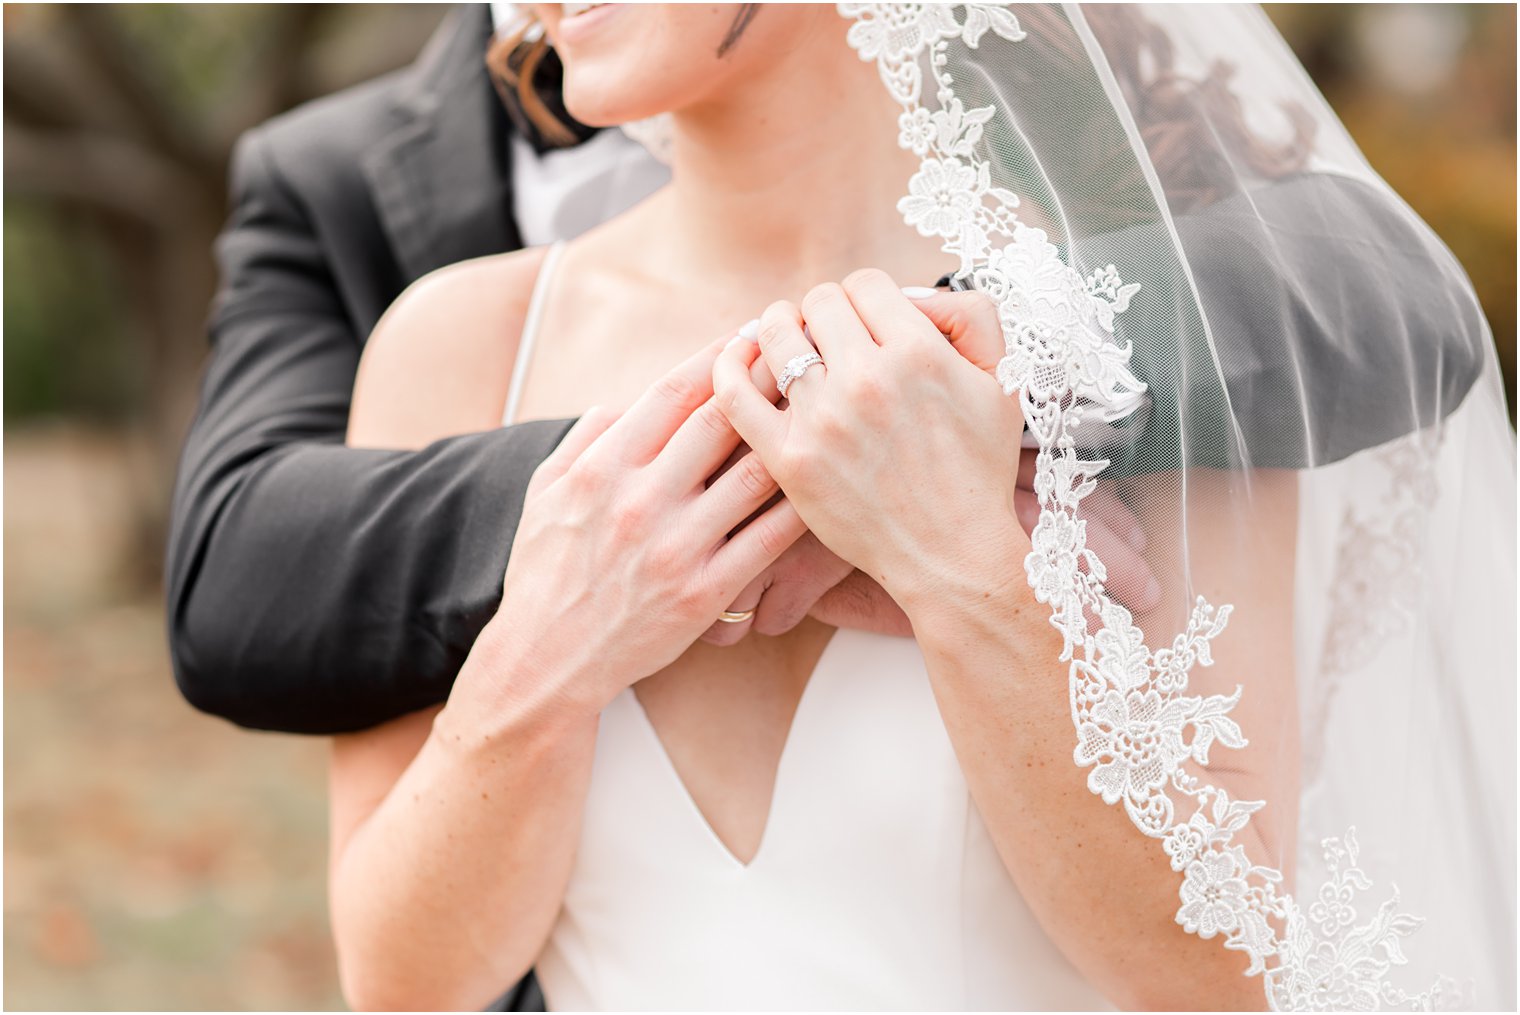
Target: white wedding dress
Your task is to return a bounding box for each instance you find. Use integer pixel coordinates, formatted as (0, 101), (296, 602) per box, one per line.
(501, 243), (1112, 1011)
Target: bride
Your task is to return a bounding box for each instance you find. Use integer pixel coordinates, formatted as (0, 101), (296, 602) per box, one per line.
(328, 4), (1514, 1011)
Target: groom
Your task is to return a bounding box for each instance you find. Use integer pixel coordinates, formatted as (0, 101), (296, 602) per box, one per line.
(167, 5), (675, 742)
(165, 14), (738, 1006)
(168, 0), (956, 733)
(166, 5), (1155, 1010)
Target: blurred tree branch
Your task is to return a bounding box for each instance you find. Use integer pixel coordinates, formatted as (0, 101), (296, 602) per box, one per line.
(58, 6), (219, 178)
(3, 4), (448, 585)
(216, 4), (338, 147)
(2, 36), (122, 135)
(3, 125), (207, 227)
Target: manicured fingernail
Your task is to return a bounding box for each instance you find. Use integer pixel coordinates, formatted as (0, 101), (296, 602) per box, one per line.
(901, 286), (939, 299)
(1129, 524), (1147, 551)
(739, 318), (761, 341)
(1144, 577), (1162, 606)
(725, 334), (743, 348)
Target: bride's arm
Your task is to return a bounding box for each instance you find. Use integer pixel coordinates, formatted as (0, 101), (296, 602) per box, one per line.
(330, 267), (806, 1010)
(328, 646), (600, 1011)
(329, 253), (600, 1011)
(328, 641), (598, 1015)
(714, 271), (1294, 1010)
(901, 467), (1296, 1011)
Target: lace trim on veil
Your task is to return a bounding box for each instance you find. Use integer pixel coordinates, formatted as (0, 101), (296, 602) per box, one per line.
(836, 4), (1456, 1009)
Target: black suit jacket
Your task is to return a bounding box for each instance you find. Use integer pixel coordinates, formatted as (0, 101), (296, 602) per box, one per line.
(166, 7), (555, 1008)
(167, 4), (572, 737)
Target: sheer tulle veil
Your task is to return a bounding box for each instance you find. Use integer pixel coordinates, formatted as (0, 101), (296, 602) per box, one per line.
(827, 4), (1516, 1009)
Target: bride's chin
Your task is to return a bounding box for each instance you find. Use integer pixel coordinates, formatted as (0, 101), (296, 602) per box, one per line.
(563, 91), (668, 132)
(563, 102), (636, 131)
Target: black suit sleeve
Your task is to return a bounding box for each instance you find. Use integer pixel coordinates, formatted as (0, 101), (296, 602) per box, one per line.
(165, 127), (573, 734)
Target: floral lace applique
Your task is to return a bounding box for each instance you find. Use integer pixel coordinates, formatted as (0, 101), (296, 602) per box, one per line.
(1304, 429), (1444, 785)
(840, 4), (1450, 1009)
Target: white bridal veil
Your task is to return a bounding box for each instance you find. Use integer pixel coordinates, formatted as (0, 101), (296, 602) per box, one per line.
(834, 3), (1516, 1009)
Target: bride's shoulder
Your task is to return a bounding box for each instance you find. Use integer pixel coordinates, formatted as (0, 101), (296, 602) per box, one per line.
(369, 246), (553, 357)
(349, 247), (551, 450)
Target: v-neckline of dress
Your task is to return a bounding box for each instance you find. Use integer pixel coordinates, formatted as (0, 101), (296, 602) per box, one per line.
(623, 628), (846, 872)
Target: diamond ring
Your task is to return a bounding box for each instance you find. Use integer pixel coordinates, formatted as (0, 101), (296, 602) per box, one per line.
(776, 352), (824, 399)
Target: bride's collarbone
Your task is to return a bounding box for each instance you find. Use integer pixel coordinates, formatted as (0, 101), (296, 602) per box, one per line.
(523, 300), (745, 418)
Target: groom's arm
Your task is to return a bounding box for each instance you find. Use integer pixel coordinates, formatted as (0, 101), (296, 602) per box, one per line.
(165, 129), (571, 735)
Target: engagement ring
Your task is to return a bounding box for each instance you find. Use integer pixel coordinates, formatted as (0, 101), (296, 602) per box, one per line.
(776, 352), (824, 399)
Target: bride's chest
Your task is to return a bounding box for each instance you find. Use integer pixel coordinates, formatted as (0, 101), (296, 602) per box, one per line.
(634, 623), (835, 858)
(576, 628), (967, 875)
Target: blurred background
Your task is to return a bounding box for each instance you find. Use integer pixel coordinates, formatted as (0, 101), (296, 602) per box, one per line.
(3, 4), (1515, 1010)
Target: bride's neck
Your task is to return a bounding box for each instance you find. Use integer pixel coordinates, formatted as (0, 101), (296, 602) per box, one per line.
(656, 30), (935, 292)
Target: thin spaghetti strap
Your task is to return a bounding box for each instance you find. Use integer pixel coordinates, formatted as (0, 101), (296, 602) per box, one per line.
(502, 241), (566, 426)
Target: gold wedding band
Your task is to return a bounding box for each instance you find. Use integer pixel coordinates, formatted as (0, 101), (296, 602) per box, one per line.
(716, 608), (757, 624)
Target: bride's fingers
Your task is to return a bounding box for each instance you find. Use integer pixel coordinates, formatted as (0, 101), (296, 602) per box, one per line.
(839, 268), (943, 349)
(1082, 484), (1147, 551)
(1017, 448), (1036, 489)
(1014, 478), (1146, 553)
(901, 290), (1005, 373)
(748, 339), (780, 400)
(1084, 515), (1161, 612)
(713, 339), (787, 461)
(1013, 487), (1037, 534)
(1015, 489), (1159, 611)
(797, 282), (876, 363)
(756, 300), (827, 403)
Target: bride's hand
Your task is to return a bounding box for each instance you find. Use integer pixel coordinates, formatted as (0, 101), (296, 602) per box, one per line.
(467, 337), (808, 719)
(712, 269), (1025, 611)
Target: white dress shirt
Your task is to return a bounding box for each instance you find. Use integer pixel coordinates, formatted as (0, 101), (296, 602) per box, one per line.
(510, 128), (670, 248)
(491, 0), (671, 245)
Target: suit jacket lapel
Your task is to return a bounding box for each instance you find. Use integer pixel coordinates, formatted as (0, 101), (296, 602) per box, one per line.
(362, 4), (521, 283)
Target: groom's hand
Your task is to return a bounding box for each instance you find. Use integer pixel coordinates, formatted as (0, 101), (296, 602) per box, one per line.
(699, 532), (911, 646)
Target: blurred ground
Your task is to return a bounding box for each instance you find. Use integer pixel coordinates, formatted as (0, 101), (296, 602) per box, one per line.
(4, 426), (344, 1011)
